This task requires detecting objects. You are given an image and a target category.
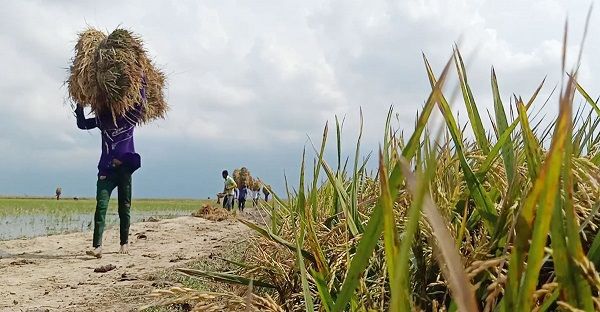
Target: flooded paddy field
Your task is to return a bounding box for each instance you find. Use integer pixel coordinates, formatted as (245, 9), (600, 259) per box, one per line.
(0, 197), (210, 240)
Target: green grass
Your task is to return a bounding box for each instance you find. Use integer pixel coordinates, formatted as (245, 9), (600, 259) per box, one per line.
(0, 197), (216, 240)
(0, 197), (211, 217)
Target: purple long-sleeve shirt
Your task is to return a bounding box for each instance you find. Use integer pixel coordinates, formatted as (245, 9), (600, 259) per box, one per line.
(75, 104), (143, 177)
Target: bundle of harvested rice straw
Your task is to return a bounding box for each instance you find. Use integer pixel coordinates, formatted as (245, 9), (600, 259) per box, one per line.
(250, 179), (261, 192)
(67, 27), (168, 124)
(262, 185), (271, 196)
(233, 167), (253, 188)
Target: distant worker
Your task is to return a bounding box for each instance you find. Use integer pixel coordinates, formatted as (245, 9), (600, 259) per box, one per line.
(238, 185), (248, 212)
(263, 186), (271, 202)
(252, 187), (260, 207)
(55, 187), (62, 200)
(222, 170), (237, 210)
(233, 187), (239, 209)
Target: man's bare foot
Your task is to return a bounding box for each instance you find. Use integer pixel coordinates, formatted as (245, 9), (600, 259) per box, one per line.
(119, 244), (129, 254)
(86, 247), (102, 258)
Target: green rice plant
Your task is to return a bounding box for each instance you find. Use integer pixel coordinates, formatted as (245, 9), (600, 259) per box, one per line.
(150, 21), (600, 312)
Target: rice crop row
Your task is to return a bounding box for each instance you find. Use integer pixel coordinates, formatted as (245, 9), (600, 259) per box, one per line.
(152, 23), (600, 312)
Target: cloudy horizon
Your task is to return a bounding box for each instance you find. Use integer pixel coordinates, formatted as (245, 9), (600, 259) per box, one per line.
(0, 0), (598, 198)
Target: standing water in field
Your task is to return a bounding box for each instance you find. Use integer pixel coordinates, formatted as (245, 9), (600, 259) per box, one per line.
(0, 198), (205, 240)
(0, 211), (190, 240)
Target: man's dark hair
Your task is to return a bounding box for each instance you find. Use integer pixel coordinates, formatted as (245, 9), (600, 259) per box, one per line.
(222, 170), (228, 176)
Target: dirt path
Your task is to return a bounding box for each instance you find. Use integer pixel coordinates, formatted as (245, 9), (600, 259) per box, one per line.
(0, 214), (249, 312)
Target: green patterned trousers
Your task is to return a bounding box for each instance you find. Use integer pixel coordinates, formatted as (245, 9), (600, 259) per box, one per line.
(92, 167), (132, 247)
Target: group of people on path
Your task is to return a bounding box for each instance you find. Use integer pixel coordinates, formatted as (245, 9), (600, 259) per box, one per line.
(221, 170), (269, 212)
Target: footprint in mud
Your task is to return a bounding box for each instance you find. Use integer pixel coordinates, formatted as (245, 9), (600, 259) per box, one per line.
(10, 259), (36, 266)
(169, 253), (189, 263)
(119, 272), (138, 281)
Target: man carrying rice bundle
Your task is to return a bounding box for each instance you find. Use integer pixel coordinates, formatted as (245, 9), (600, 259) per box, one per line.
(68, 27), (168, 258)
(237, 184), (248, 212)
(222, 170), (237, 211)
(75, 99), (143, 258)
(263, 185), (271, 202)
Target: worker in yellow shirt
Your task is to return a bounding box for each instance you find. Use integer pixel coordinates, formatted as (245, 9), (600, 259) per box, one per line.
(222, 170), (237, 210)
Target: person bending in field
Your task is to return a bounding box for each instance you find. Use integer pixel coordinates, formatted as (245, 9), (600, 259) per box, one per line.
(238, 185), (248, 212)
(75, 95), (144, 258)
(222, 170), (237, 210)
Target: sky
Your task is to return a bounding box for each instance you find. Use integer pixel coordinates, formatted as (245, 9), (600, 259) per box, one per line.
(0, 0), (598, 198)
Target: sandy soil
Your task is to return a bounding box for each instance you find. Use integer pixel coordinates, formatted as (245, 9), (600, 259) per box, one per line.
(0, 214), (250, 312)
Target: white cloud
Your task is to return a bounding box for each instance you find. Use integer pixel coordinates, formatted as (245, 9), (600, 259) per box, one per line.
(0, 0), (598, 197)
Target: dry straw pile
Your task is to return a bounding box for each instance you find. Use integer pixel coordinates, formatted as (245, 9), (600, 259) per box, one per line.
(192, 204), (231, 222)
(68, 27), (167, 124)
